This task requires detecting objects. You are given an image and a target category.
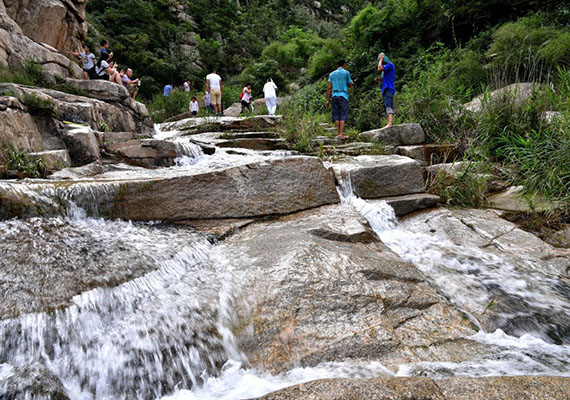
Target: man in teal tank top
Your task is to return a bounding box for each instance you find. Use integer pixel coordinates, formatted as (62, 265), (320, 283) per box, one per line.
(326, 59), (353, 139)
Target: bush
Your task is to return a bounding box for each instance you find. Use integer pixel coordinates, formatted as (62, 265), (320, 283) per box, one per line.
(22, 93), (56, 116)
(147, 89), (193, 123)
(428, 160), (489, 208)
(2, 147), (47, 178)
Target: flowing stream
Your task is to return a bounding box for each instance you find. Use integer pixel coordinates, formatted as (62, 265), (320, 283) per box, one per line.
(1, 126), (569, 399)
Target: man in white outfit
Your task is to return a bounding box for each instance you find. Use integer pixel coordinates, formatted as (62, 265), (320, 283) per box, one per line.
(205, 69), (223, 115)
(263, 78), (278, 116)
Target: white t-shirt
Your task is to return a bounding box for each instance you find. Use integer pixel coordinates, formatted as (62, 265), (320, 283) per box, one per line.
(184, 82), (190, 92)
(206, 73), (222, 89)
(189, 101), (199, 112)
(263, 81), (277, 98)
(80, 52), (96, 70)
(95, 60), (109, 76)
(242, 87), (252, 102)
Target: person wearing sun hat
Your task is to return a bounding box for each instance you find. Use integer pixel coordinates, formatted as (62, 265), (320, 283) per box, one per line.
(377, 52), (395, 128)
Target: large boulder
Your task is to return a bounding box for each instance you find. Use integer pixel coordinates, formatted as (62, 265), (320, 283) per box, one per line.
(488, 185), (559, 213)
(0, 362), (70, 400)
(464, 83), (540, 113)
(4, 0), (87, 52)
(0, 0), (82, 77)
(360, 123), (425, 146)
(62, 125), (101, 166)
(254, 376), (570, 400)
(332, 155), (425, 199)
(225, 204), (480, 373)
(1, 156), (340, 221)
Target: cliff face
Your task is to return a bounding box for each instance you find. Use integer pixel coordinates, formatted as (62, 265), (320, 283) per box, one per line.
(4, 0), (87, 52)
(0, 0), (85, 77)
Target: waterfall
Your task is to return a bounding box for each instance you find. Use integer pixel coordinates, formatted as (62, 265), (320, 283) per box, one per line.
(174, 143), (205, 166)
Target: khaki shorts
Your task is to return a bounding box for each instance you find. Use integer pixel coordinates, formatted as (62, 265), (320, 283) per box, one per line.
(210, 88), (222, 104)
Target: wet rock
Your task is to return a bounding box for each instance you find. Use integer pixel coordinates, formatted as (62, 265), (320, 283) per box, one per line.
(174, 218), (256, 238)
(217, 138), (286, 151)
(332, 155), (425, 199)
(63, 78), (129, 102)
(437, 375), (570, 400)
(9, 156), (339, 221)
(48, 161), (104, 180)
(28, 149), (71, 170)
(253, 376), (570, 400)
(62, 125), (101, 166)
(374, 193), (442, 216)
(106, 139), (178, 168)
(399, 208), (570, 342)
(226, 204), (477, 373)
(360, 124), (425, 146)
(0, 362), (69, 400)
(464, 83), (540, 113)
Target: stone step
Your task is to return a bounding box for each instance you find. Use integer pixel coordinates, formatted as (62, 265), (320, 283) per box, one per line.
(28, 149), (71, 170)
(372, 193), (442, 216)
(359, 123), (425, 146)
(396, 144), (458, 165)
(332, 155), (425, 199)
(217, 138), (286, 151)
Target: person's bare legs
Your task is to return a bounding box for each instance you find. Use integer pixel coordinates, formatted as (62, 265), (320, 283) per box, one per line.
(338, 120), (346, 137)
(385, 113), (393, 128)
(83, 71), (90, 80)
(335, 120), (341, 136)
(109, 72), (122, 85)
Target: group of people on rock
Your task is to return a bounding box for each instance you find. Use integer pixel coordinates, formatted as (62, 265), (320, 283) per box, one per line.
(326, 53), (395, 139)
(67, 40), (140, 100)
(163, 69), (279, 118)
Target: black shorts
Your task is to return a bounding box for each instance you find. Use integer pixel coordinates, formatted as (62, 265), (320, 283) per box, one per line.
(191, 111), (197, 116)
(94, 73), (109, 81)
(331, 96), (349, 122)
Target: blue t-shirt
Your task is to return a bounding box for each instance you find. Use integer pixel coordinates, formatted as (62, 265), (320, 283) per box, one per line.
(164, 84), (172, 97)
(381, 62), (395, 94)
(328, 67), (353, 100)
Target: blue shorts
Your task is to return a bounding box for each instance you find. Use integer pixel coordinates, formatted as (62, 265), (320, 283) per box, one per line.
(331, 96), (349, 122)
(383, 91), (394, 115)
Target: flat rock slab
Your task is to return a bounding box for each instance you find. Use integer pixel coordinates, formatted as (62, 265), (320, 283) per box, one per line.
(360, 123), (425, 146)
(161, 115), (282, 133)
(28, 149), (71, 170)
(253, 376), (570, 400)
(332, 155), (425, 198)
(224, 204), (479, 373)
(396, 144), (458, 165)
(106, 139), (179, 168)
(374, 193), (442, 216)
(2, 157), (339, 221)
(63, 78), (129, 102)
(217, 138), (286, 151)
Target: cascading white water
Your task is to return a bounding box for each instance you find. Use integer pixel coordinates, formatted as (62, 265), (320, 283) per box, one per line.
(336, 176), (570, 378)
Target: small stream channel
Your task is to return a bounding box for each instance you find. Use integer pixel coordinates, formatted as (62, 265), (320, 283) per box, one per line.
(1, 123), (569, 399)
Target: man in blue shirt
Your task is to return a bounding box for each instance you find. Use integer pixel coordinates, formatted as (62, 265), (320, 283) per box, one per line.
(163, 83), (172, 97)
(326, 59), (353, 139)
(378, 53), (395, 127)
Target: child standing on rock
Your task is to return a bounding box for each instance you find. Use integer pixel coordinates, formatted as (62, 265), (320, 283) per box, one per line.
(189, 97), (199, 116)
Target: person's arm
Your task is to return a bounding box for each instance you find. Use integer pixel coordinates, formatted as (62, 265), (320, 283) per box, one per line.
(205, 78), (210, 93)
(377, 53), (385, 72)
(348, 72), (353, 88)
(65, 51), (82, 60)
(220, 79), (223, 96)
(326, 81), (332, 108)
